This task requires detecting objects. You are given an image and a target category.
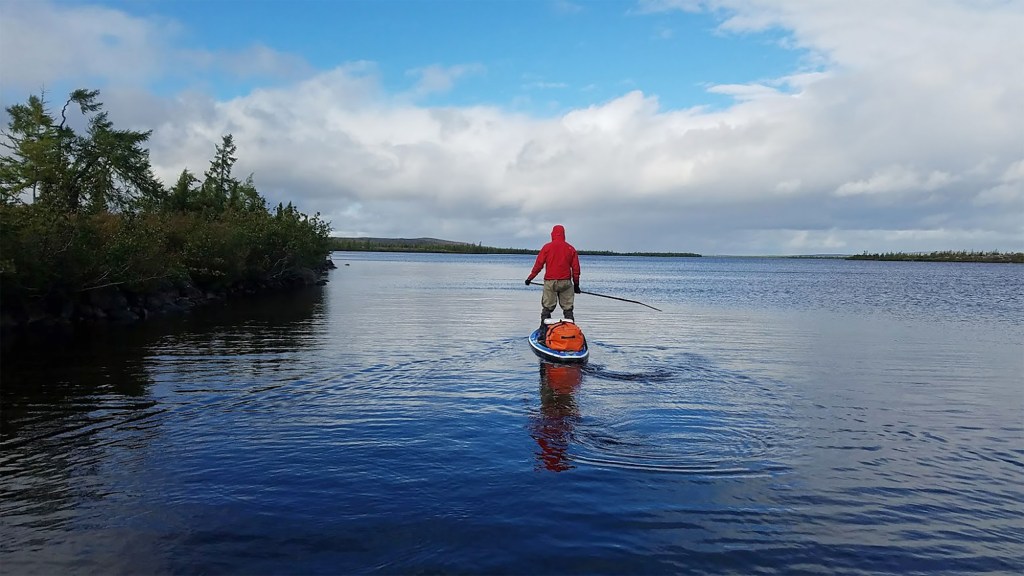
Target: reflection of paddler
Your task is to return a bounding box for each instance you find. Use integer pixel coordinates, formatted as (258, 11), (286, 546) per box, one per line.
(531, 362), (583, 472)
(543, 363), (582, 396)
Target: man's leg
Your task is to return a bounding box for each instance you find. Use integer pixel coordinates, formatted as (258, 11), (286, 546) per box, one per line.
(541, 281), (557, 331)
(556, 279), (576, 320)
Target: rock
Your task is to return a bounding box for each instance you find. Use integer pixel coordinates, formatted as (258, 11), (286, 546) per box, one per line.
(107, 307), (138, 323)
(1, 258), (333, 335)
(295, 267), (317, 285)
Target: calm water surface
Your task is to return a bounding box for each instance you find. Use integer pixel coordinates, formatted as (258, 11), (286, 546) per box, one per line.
(2, 254), (1022, 575)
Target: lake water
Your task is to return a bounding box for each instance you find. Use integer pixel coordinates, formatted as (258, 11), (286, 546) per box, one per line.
(2, 253), (1022, 575)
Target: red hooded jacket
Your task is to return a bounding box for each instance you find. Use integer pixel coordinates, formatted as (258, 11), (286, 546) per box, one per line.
(527, 225), (581, 284)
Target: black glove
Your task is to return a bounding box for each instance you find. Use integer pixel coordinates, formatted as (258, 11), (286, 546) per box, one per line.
(573, 283), (581, 294)
(525, 279), (532, 286)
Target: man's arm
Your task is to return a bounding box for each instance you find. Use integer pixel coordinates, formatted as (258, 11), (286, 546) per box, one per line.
(526, 245), (549, 282)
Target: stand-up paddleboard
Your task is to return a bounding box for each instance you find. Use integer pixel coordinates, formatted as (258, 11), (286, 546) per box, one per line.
(529, 319), (589, 364)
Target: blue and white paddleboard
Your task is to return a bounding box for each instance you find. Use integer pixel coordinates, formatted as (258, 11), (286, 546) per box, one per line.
(529, 319), (589, 364)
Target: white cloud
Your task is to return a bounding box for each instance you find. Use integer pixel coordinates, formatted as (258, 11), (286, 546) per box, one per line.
(553, 0), (585, 15)
(522, 81), (570, 90)
(199, 44), (314, 81)
(637, 0), (710, 14)
(974, 159), (1024, 207)
(0, 1), (173, 89)
(1, 0), (1022, 254)
(0, 0), (311, 102)
(835, 166), (955, 197)
(707, 83), (780, 101)
(404, 64), (486, 98)
(774, 179), (801, 193)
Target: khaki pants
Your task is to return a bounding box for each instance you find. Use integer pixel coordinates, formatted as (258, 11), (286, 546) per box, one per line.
(541, 279), (575, 315)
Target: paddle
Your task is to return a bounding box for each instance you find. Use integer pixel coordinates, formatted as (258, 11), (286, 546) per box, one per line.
(527, 281), (661, 312)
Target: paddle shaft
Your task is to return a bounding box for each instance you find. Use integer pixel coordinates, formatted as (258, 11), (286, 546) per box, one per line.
(527, 281), (661, 312)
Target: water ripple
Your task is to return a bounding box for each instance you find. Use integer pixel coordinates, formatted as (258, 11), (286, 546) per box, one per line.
(2, 254), (1021, 575)
(526, 348), (794, 478)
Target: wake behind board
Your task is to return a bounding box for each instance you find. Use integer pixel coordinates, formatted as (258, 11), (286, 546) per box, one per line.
(529, 319), (589, 364)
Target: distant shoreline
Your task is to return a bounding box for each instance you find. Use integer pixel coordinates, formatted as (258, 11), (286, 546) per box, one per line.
(845, 251), (1023, 263)
(329, 237), (700, 257)
(330, 238), (1022, 263)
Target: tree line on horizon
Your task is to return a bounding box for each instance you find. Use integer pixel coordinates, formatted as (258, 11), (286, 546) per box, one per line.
(331, 238), (1021, 262)
(0, 88), (332, 314)
(846, 250), (1023, 263)
(330, 237), (701, 257)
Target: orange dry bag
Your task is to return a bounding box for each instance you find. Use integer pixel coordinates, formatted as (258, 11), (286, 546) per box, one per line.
(544, 321), (585, 352)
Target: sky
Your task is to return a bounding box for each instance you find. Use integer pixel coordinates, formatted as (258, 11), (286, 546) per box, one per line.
(1, 0), (1022, 255)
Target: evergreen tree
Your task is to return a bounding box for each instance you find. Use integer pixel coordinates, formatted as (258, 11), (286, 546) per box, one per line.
(167, 168), (200, 211)
(232, 173), (266, 212)
(0, 89), (162, 213)
(0, 92), (59, 205)
(201, 134), (237, 211)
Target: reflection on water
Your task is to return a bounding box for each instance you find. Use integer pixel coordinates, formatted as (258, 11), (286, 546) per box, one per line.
(0, 286), (329, 567)
(531, 362), (584, 472)
(1, 254), (1021, 575)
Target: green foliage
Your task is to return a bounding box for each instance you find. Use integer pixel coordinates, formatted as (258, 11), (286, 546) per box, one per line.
(330, 237), (531, 254)
(0, 94), (59, 205)
(847, 251), (1023, 263)
(162, 206), (331, 290)
(162, 136), (267, 215)
(204, 134), (237, 200)
(0, 88), (333, 312)
(0, 89), (163, 214)
(166, 168), (200, 212)
(0, 203), (177, 303)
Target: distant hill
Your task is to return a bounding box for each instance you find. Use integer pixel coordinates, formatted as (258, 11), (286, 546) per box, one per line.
(785, 254), (853, 259)
(333, 237), (471, 247)
(329, 237), (532, 254)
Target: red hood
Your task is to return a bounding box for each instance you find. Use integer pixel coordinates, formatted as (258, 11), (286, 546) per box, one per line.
(528, 224), (579, 283)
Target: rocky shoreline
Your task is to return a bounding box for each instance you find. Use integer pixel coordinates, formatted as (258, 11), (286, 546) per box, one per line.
(0, 259), (336, 334)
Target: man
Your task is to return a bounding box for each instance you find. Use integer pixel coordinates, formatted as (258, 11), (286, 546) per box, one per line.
(525, 224), (581, 330)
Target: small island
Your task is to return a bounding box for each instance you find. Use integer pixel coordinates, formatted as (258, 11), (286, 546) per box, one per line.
(846, 251), (1023, 263)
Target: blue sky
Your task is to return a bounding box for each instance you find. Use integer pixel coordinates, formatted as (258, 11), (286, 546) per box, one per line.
(1, 0), (1022, 254)
(63, 0), (801, 111)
